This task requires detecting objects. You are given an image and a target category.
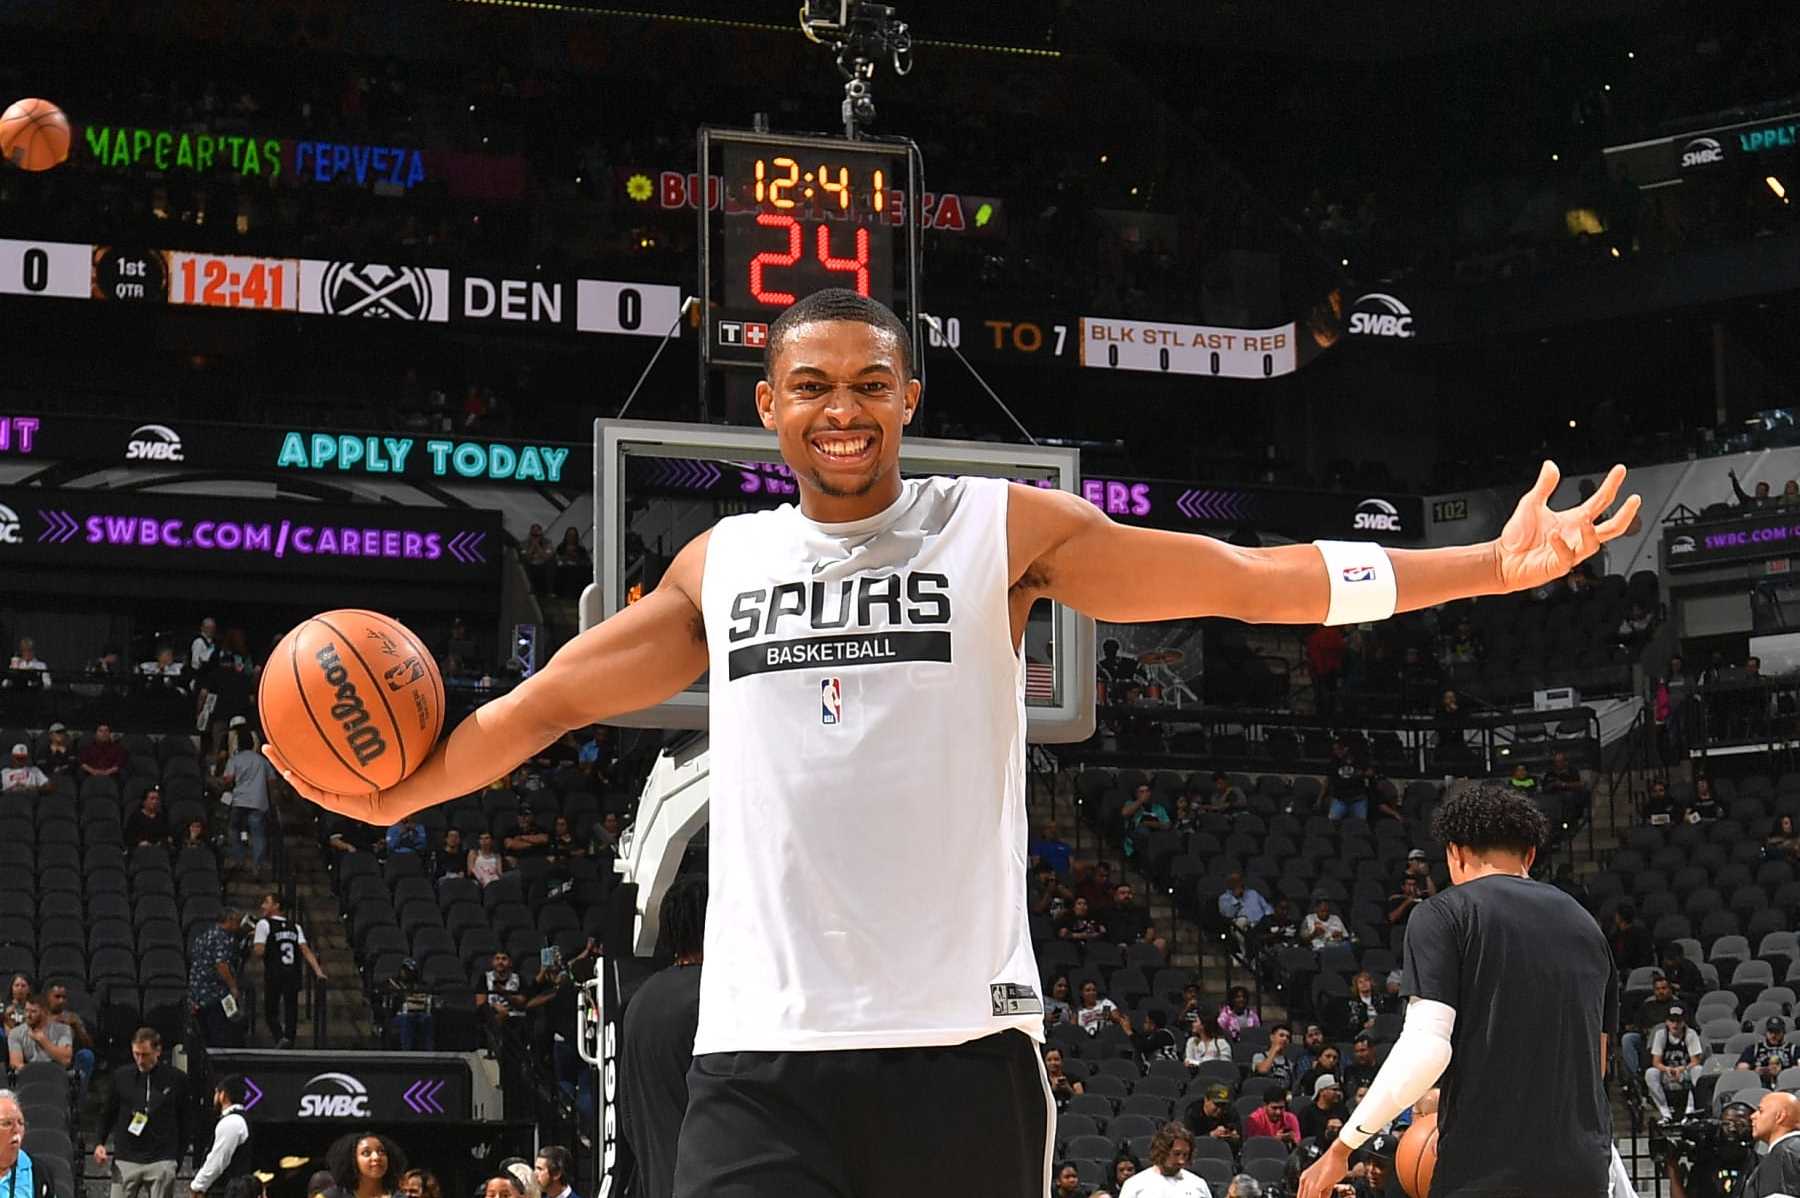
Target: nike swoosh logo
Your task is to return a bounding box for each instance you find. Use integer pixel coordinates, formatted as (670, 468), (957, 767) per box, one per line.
(811, 559), (835, 574)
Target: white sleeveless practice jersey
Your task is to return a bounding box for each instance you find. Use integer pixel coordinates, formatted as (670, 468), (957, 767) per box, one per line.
(694, 474), (1043, 1053)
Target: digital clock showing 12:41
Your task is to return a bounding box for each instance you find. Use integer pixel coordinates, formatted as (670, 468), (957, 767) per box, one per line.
(168, 252), (300, 311)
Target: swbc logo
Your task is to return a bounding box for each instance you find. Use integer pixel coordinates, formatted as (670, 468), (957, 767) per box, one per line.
(1681, 136), (1725, 168)
(125, 424), (185, 462)
(297, 1072), (371, 1119)
(0, 504), (19, 546)
(1346, 294), (1415, 339)
(1353, 498), (1405, 533)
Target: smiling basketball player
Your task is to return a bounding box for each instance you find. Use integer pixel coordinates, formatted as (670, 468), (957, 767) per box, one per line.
(267, 288), (1639, 1198)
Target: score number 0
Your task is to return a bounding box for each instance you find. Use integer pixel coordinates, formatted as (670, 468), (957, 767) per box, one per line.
(749, 215), (871, 305)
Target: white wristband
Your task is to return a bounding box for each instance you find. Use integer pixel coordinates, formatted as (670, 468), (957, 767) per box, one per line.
(1314, 540), (1398, 627)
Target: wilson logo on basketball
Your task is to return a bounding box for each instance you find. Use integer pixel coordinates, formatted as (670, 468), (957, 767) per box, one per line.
(315, 642), (389, 765)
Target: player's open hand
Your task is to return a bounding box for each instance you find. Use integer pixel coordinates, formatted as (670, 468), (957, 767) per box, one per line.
(1493, 461), (1642, 594)
(1297, 1139), (1355, 1198)
(262, 743), (383, 822)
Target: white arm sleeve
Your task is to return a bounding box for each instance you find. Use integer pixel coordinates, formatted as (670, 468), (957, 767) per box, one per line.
(1339, 997), (1455, 1151)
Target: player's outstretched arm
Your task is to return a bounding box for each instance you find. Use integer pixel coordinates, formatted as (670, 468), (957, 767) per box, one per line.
(1010, 461), (1640, 624)
(266, 533), (712, 823)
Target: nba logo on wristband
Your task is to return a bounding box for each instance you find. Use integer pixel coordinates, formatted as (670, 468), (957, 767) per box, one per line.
(1343, 565), (1377, 582)
(820, 677), (842, 725)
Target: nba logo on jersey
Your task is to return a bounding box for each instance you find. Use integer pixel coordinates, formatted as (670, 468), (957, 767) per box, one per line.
(1342, 565), (1377, 582)
(820, 677), (842, 725)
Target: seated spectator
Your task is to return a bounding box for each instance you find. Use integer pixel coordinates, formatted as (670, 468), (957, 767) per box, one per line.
(1645, 1005), (1703, 1120)
(1243, 1088), (1301, 1148)
(44, 982), (95, 1101)
(1029, 862), (1072, 920)
(386, 819), (429, 857)
(1400, 849), (1439, 896)
(137, 644), (187, 686)
(1183, 1082), (1242, 1148)
(5, 637), (50, 688)
(589, 811), (625, 857)
(552, 528), (590, 599)
(1075, 979), (1126, 1036)
(1105, 884), (1152, 947)
(1264, 897), (1299, 940)
(1218, 987), (1261, 1040)
(125, 787), (172, 847)
(7, 992), (72, 1073)
(384, 959), (435, 1051)
(470, 831), (505, 887)
(1111, 1155), (1139, 1194)
(1621, 974), (1676, 1078)
(1075, 861), (1116, 912)
(1297, 1074), (1344, 1141)
(476, 951), (527, 1027)
(1029, 820), (1073, 877)
(79, 723), (126, 778)
(1737, 1018), (1797, 1090)
(1541, 751), (1591, 827)
(1386, 876), (1426, 929)
(1300, 1045), (1343, 1099)
(1609, 904), (1655, 971)
(435, 830), (468, 880)
(1185, 1008), (1233, 1066)
(1170, 794), (1201, 837)
(1251, 1024), (1296, 1089)
(1690, 776), (1722, 823)
(503, 807), (551, 861)
(1336, 1037), (1379, 1098)
(181, 818), (213, 855)
(1300, 898), (1349, 950)
(1044, 976), (1075, 1029)
(1644, 779), (1673, 826)
(3, 974), (29, 1030)
(1132, 1010), (1181, 1065)
(35, 725), (75, 777)
(1057, 897), (1107, 943)
(1364, 765), (1402, 822)
(1218, 873), (1273, 932)
(1118, 1124), (1202, 1198)
(1504, 763), (1537, 796)
(1199, 770), (1247, 816)
(547, 814), (585, 863)
(1225, 1177), (1264, 1198)
(1, 744), (50, 794)
(1045, 1047), (1084, 1109)
(1120, 783), (1170, 858)
(1293, 1024), (1327, 1078)
(1053, 1165), (1083, 1198)
(1657, 942), (1705, 1008)
(1340, 971), (1391, 1037)
(1768, 814), (1800, 864)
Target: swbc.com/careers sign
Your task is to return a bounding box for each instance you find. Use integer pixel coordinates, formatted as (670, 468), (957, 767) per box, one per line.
(0, 414), (582, 487)
(0, 487), (500, 582)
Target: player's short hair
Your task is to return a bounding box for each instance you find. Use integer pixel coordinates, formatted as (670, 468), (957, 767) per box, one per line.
(132, 1027), (161, 1048)
(660, 872), (708, 961)
(763, 288), (914, 381)
(1430, 782), (1548, 857)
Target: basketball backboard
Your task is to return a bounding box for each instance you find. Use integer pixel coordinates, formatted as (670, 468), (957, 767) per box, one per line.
(584, 417), (1095, 742)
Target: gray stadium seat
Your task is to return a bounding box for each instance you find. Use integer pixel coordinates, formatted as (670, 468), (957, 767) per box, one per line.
(1714, 1076), (1767, 1114)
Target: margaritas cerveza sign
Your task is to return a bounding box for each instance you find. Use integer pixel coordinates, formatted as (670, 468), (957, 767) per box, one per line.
(276, 432), (572, 484)
(81, 124), (428, 189)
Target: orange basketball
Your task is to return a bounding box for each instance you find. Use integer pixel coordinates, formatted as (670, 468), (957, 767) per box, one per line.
(259, 609), (444, 794)
(0, 99), (71, 172)
(1395, 1111), (1439, 1198)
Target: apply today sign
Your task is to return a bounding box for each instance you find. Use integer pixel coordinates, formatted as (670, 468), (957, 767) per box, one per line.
(276, 432), (573, 483)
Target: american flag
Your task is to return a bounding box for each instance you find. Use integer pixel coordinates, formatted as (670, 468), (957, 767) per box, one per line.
(1024, 660), (1056, 702)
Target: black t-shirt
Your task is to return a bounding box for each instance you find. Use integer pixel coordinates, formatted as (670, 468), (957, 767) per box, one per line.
(1401, 875), (1617, 1197)
(1182, 1100), (1240, 1141)
(1298, 1099), (1340, 1141)
(621, 964), (702, 1198)
(1134, 1028), (1179, 1063)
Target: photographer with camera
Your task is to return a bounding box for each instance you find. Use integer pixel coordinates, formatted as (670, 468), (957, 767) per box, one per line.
(1646, 1005), (1705, 1121)
(382, 959), (435, 1051)
(1745, 1091), (1800, 1197)
(1660, 1100), (1759, 1198)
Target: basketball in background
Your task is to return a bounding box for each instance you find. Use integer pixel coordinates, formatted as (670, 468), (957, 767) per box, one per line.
(1396, 1111), (1439, 1198)
(0, 99), (71, 171)
(259, 609), (444, 794)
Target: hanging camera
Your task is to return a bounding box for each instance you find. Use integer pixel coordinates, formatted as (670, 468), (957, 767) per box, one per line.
(799, 1), (913, 138)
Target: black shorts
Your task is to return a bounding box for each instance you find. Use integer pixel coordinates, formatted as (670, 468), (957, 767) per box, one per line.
(672, 1030), (1051, 1198)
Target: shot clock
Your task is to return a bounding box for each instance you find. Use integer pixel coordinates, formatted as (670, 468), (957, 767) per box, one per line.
(700, 126), (921, 371)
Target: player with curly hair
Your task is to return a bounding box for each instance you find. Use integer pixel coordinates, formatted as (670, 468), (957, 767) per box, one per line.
(1299, 783), (1623, 1198)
